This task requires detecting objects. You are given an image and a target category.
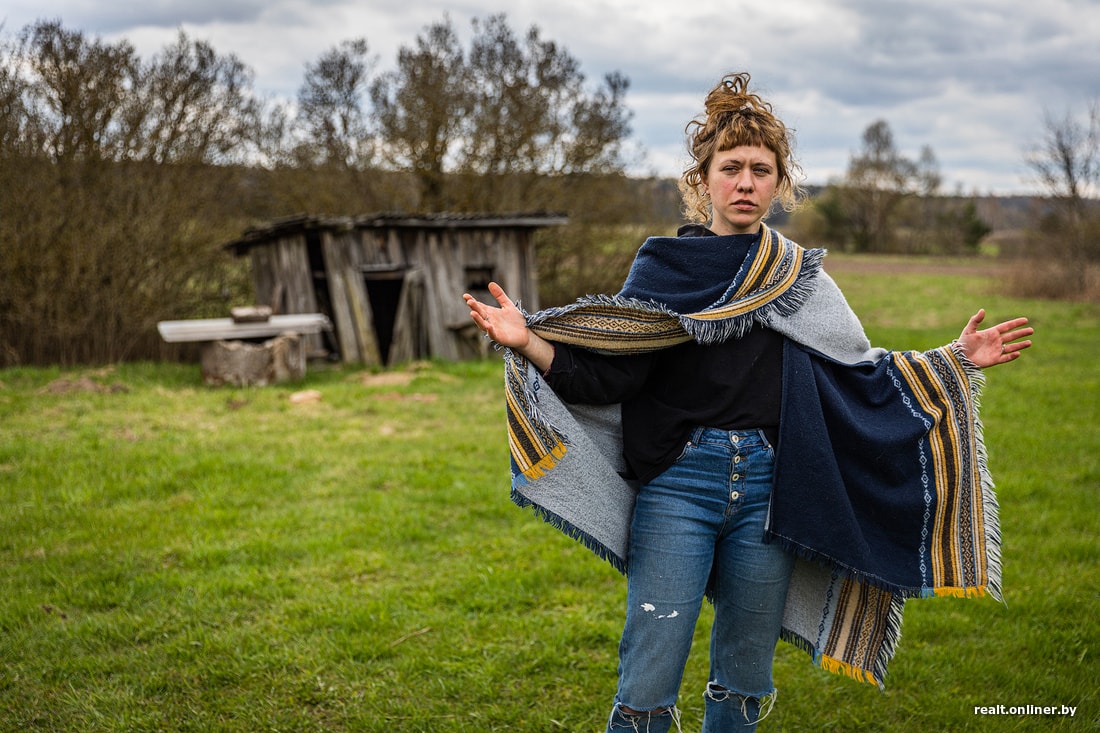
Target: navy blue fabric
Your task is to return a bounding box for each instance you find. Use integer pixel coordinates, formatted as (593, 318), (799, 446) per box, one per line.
(770, 341), (930, 595)
(617, 231), (760, 313)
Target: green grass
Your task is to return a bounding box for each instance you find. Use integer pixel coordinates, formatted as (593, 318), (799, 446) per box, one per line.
(1, 263), (1098, 732)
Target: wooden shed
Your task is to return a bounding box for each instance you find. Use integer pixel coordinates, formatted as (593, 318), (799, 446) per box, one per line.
(225, 212), (567, 366)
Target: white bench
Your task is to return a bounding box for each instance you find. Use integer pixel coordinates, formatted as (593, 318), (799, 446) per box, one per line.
(157, 311), (333, 386)
(157, 313), (332, 343)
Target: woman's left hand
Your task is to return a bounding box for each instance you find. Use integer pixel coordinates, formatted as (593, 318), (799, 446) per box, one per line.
(955, 309), (1034, 368)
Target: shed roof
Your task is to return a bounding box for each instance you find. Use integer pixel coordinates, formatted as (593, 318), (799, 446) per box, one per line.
(225, 211), (569, 256)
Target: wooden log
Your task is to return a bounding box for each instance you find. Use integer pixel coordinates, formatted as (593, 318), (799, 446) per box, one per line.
(200, 333), (307, 387)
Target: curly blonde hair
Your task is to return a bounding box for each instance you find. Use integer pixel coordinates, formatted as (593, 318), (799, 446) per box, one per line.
(679, 72), (804, 224)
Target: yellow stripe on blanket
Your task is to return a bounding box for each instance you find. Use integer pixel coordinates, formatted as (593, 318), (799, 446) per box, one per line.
(819, 654), (882, 686)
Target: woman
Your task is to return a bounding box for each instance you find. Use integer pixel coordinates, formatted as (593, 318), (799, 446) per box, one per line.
(464, 72), (1032, 732)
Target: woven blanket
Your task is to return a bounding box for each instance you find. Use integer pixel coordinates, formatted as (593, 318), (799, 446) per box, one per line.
(503, 225), (1001, 688)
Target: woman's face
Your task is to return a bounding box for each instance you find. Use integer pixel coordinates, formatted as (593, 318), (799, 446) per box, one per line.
(704, 145), (780, 236)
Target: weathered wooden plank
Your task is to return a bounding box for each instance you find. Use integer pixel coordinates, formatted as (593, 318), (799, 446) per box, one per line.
(388, 268), (425, 364)
(340, 231), (383, 366)
(346, 267), (382, 366)
(322, 255), (359, 364)
(422, 230), (458, 360)
(322, 230), (383, 365)
(157, 314), (331, 343)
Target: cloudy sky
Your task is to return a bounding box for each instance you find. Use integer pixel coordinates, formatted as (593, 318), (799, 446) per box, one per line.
(4, 0), (1098, 195)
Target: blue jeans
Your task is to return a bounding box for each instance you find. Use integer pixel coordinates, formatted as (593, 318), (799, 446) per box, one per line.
(607, 428), (794, 732)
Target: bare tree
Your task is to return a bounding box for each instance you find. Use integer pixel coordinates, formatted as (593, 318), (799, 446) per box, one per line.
(20, 20), (140, 162)
(842, 120), (920, 251)
(462, 15), (630, 177)
(1027, 103), (1099, 228)
(565, 70), (631, 175)
(132, 31), (267, 165)
(0, 33), (30, 154)
(370, 17), (467, 210)
(369, 14), (632, 212)
(275, 37), (387, 213)
(1012, 102), (1100, 298)
(296, 37), (375, 170)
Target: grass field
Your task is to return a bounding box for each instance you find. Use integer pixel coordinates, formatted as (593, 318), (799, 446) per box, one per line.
(1, 256), (1097, 732)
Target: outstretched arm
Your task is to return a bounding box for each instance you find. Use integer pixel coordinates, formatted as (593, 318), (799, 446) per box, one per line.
(462, 282), (556, 372)
(954, 309), (1034, 368)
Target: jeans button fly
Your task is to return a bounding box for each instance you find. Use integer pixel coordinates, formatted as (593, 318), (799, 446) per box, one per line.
(730, 490), (741, 500)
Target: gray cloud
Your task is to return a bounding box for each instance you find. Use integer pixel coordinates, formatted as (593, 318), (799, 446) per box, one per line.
(3, 0), (1096, 193)
(4, 0), (270, 33)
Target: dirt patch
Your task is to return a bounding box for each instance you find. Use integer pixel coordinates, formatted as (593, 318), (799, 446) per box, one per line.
(360, 372), (416, 388)
(289, 389), (323, 405)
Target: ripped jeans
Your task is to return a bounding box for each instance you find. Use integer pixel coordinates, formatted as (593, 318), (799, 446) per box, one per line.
(607, 428), (794, 732)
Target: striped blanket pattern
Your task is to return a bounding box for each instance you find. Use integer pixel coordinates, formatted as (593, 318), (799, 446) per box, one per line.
(500, 226), (1001, 687)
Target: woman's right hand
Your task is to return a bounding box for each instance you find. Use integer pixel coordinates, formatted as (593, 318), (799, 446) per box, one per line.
(462, 282), (555, 371)
(463, 281), (531, 349)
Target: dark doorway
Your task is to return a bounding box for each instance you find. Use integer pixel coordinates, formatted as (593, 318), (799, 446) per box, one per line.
(362, 265), (407, 365)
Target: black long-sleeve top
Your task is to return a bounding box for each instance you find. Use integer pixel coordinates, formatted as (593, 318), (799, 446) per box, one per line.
(542, 326), (784, 484)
